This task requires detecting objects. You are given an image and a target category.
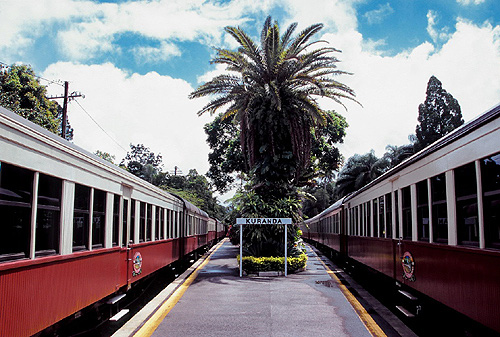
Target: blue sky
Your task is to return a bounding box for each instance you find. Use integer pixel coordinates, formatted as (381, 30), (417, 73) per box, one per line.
(1, 0), (499, 200)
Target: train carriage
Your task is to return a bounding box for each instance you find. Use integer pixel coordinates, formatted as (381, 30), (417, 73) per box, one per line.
(303, 103), (500, 334)
(0, 105), (219, 336)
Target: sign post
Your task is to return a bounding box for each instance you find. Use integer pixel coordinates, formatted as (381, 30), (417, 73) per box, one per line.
(236, 218), (292, 277)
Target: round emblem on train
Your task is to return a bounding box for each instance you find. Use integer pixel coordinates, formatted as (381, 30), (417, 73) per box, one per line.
(132, 252), (143, 277)
(402, 251), (415, 282)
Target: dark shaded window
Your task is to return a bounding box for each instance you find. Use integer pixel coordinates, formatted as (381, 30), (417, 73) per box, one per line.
(416, 180), (429, 241)
(122, 199), (129, 246)
(355, 206), (359, 236)
(139, 202), (145, 242)
(402, 186), (412, 240)
(379, 196), (384, 237)
(92, 189), (106, 249)
(155, 207), (161, 240)
(372, 198), (378, 237)
(166, 209), (170, 239)
(395, 190), (400, 239)
(159, 207), (165, 240)
(0, 162), (33, 261)
(146, 204), (152, 241)
(455, 163), (479, 246)
(481, 153), (500, 249)
(130, 199), (136, 244)
(113, 195), (120, 246)
(366, 202), (371, 236)
(73, 184), (90, 251)
(36, 173), (62, 256)
(431, 173), (448, 243)
(386, 193), (392, 238)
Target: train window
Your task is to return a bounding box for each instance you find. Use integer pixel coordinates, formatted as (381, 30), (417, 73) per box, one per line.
(481, 152), (500, 249)
(122, 199), (129, 246)
(455, 163), (479, 247)
(155, 206), (163, 240)
(0, 162), (33, 262)
(92, 189), (106, 249)
(385, 193), (392, 238)
(431, 174), (448, 244)
(36, 173), (62, 256)
(378, 196), (384, 237)
(366, 202), (371, 236)
(139, 202), (145, 242)
(416, 180), (429, 242)
(113, 195), (120, 246)
(146, 204), (152, 241)
(402, 186), (412, 240)
(130, 200), (136, 243)
(355, 206), (359, 236)
(372, 198), (378, 237)
(166, 209), (170, 239)
(394, 190), (400, 239)
(73, 184), (90, 251)
(160, 208), (165, 240)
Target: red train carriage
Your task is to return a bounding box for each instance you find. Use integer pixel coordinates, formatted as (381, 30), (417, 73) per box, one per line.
(0, 106), (217, 336)
(302, 103), (500, 334)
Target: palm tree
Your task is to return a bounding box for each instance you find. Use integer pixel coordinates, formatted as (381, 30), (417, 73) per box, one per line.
(383, 144), (414, 168)
(190, 16), (357, 194)
(333, 151), (389, 199)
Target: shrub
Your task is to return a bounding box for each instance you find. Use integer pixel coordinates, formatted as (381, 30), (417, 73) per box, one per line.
(237, 254), (307, 274)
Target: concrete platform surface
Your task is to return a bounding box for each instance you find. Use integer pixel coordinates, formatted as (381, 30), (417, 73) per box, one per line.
(116, 239), (416, 337)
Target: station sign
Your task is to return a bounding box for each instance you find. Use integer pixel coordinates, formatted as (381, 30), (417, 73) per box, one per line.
(236, 218), (292, 225)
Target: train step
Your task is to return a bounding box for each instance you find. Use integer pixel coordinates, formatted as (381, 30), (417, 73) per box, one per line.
(396, 305), (415, 318)
(398, 289), (418, 301)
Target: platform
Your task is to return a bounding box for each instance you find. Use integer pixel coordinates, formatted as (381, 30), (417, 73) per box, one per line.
(113, 239), (417, 337)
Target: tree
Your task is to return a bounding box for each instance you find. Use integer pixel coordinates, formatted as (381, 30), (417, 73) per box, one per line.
(120, 144), (165, 185)
(0, 64), (74, 140)
(162, 169), (226, 220)
(414, 76), (464, 152)
(204, 114), (246, 194)
(190, 16), (356, 199)
(333, 151), (389, 199)
(204, 109), (348, 194)
(95, 150), (116, 164)
(383, 144), (414, 169)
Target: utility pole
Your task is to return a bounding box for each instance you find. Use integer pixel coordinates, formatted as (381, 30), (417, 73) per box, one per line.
(48, 81), (83, 139)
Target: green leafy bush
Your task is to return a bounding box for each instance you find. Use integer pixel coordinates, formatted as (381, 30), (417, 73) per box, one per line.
(237, 254), (307, 273)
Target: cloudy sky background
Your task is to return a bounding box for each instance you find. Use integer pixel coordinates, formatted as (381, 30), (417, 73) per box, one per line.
(1, 0), (499, 200)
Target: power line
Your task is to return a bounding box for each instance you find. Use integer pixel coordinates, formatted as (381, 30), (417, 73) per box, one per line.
(72, 99), (128, 153)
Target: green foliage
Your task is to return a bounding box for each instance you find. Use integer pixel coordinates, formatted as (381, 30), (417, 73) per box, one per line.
(162, 169), (227, 220)
(95, 150), (116, 164)
(227, 186), (304, 257)
(120, 144), (166, 185)
(191, 16), (356, 193)
(414, 76), (464, 152)
(204, 114), (246, 193)
(237, 254), (308, 273)
(120, 144), (227, 220)
(0, 64), (73, 140)
(333, 150), (389, 199)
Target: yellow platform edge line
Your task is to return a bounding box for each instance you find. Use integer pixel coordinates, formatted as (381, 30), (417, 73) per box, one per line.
(317, 257), (388, 337)
(133, 238), (227, 337)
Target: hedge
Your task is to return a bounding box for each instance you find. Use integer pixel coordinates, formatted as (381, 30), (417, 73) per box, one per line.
(237, 254), (307, 273)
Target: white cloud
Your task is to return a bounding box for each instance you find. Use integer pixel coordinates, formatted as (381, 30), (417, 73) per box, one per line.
(427, 10), (452, 43)
(132, 42), (182, 64)
(0, 0), (263, 62)
(317, 19), (500, 161)
(457, 0), (486, 5)
(42, 62), (213, 175)
(363, 3), (394, 25)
